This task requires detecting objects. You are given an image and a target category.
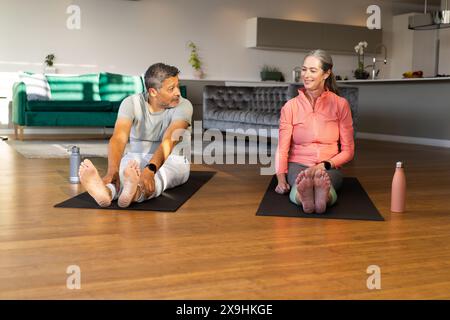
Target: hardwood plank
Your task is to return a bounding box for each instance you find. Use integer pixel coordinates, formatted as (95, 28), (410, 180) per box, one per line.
(0, 138), (449, 299)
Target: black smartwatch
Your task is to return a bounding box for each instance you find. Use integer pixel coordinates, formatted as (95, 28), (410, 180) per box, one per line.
(321, 161), (332, 170)
(145, 163), (157, 173)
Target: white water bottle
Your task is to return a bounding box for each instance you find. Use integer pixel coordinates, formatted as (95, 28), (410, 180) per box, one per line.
(69, 146), (81, 184)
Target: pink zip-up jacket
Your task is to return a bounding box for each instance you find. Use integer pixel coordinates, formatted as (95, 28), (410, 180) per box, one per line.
(275, 88), (354, 174)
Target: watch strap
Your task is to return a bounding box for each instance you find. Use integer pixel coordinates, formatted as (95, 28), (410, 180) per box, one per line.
(321, 161), (331, 170)
(145, 163), (157, 173)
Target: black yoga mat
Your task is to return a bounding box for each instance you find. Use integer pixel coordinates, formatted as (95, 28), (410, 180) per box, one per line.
(256, 176), (384, 221)
(55, 171), (216, 212)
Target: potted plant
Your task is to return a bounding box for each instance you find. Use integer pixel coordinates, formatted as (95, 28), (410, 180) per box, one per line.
(353, 42), (370, 79)
(188, 41), (204, 79)
(44, 53), (56, 74)
(260, 65), (284, 82)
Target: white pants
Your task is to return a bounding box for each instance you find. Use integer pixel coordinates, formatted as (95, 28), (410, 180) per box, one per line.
(110, 152), (190, 202)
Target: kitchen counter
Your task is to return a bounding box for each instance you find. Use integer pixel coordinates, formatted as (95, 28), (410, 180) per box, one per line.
(337, 77), (450, 84)
(181, 77), (450, 86)
(181, 77), (450, 147)
(337, 78), (450, 146)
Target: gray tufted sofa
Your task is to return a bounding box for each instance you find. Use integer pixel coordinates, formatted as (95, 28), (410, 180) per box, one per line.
(203, 86), (288, 137)
(202, 85), (358, 137)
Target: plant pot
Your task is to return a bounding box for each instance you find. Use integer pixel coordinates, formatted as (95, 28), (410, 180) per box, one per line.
(260, 71), (283, 82)
(44, 66), (57, 74)
(193, 69), (204, 79)
(354, 69), (370, 80)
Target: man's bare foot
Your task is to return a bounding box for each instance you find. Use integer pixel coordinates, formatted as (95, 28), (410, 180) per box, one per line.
(314, 169), (331, 214)
(118, 160), (141, 208)
(295, 169), (315, 213)
(79, 159), (112, 207)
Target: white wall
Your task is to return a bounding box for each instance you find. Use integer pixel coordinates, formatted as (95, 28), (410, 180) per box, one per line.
(385, 14), (413, 79)
(439, 28), (450, 74)
(1, 0), (399, 81)
(412, 26), (439, 77)
(386, 12), (450, 78)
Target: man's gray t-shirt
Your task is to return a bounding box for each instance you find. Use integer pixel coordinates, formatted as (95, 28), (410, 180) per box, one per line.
(117, 92), (193, 155)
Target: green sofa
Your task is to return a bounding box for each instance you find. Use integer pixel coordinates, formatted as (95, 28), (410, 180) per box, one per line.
(12, 72), (187, 139)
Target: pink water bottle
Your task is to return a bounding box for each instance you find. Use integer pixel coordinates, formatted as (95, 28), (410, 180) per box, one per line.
(391, 161), (406, 212)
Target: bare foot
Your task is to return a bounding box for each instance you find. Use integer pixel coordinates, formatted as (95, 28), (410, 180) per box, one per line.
(313, 169), (331, 214)
(118, 160), (141, 208)
(295, 169), (315, 213)
(79, 159), (112, 207)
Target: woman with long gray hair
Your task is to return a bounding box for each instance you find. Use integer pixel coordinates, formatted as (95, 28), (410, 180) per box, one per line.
(275, 49), (354, 213)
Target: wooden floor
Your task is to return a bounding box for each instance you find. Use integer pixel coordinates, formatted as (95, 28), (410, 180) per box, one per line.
(0, 137), (449, 299)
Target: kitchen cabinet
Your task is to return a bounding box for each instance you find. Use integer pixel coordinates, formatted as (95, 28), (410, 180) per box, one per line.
(246, 17), (382, 54)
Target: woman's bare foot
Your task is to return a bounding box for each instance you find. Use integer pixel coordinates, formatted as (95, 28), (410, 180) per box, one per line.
(313, 169), (331, 214)
(295, 169), (315, 213)
(118, 160), (142, 208)
(79, 159), (112, 207)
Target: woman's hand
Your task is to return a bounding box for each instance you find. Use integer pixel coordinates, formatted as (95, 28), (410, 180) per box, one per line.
(308, 163), (326, 177)
(275, 181), (290, 194)
(275, 174), (291, 194)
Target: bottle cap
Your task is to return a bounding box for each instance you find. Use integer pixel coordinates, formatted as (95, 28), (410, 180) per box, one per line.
(71, 146), (80, 153)
(396, 161), (403, 168)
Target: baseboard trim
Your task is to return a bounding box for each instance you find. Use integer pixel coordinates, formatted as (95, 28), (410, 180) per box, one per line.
(1, 127), (449, 149)
(357, 132), (450, 148)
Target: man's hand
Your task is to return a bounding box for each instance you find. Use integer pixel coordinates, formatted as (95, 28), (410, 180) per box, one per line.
(139, 167), (156, 197)
(102, 171), (120, 190)
(104, 117), (132, 190)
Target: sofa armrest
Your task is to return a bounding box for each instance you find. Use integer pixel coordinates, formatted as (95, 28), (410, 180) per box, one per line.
(12, 82), (27, 126)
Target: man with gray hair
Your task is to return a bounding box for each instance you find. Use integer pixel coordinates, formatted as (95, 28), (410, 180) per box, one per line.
(78, 63), (193, 208)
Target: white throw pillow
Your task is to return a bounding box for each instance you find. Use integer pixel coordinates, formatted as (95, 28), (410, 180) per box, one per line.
(19, 72), (52, 101)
